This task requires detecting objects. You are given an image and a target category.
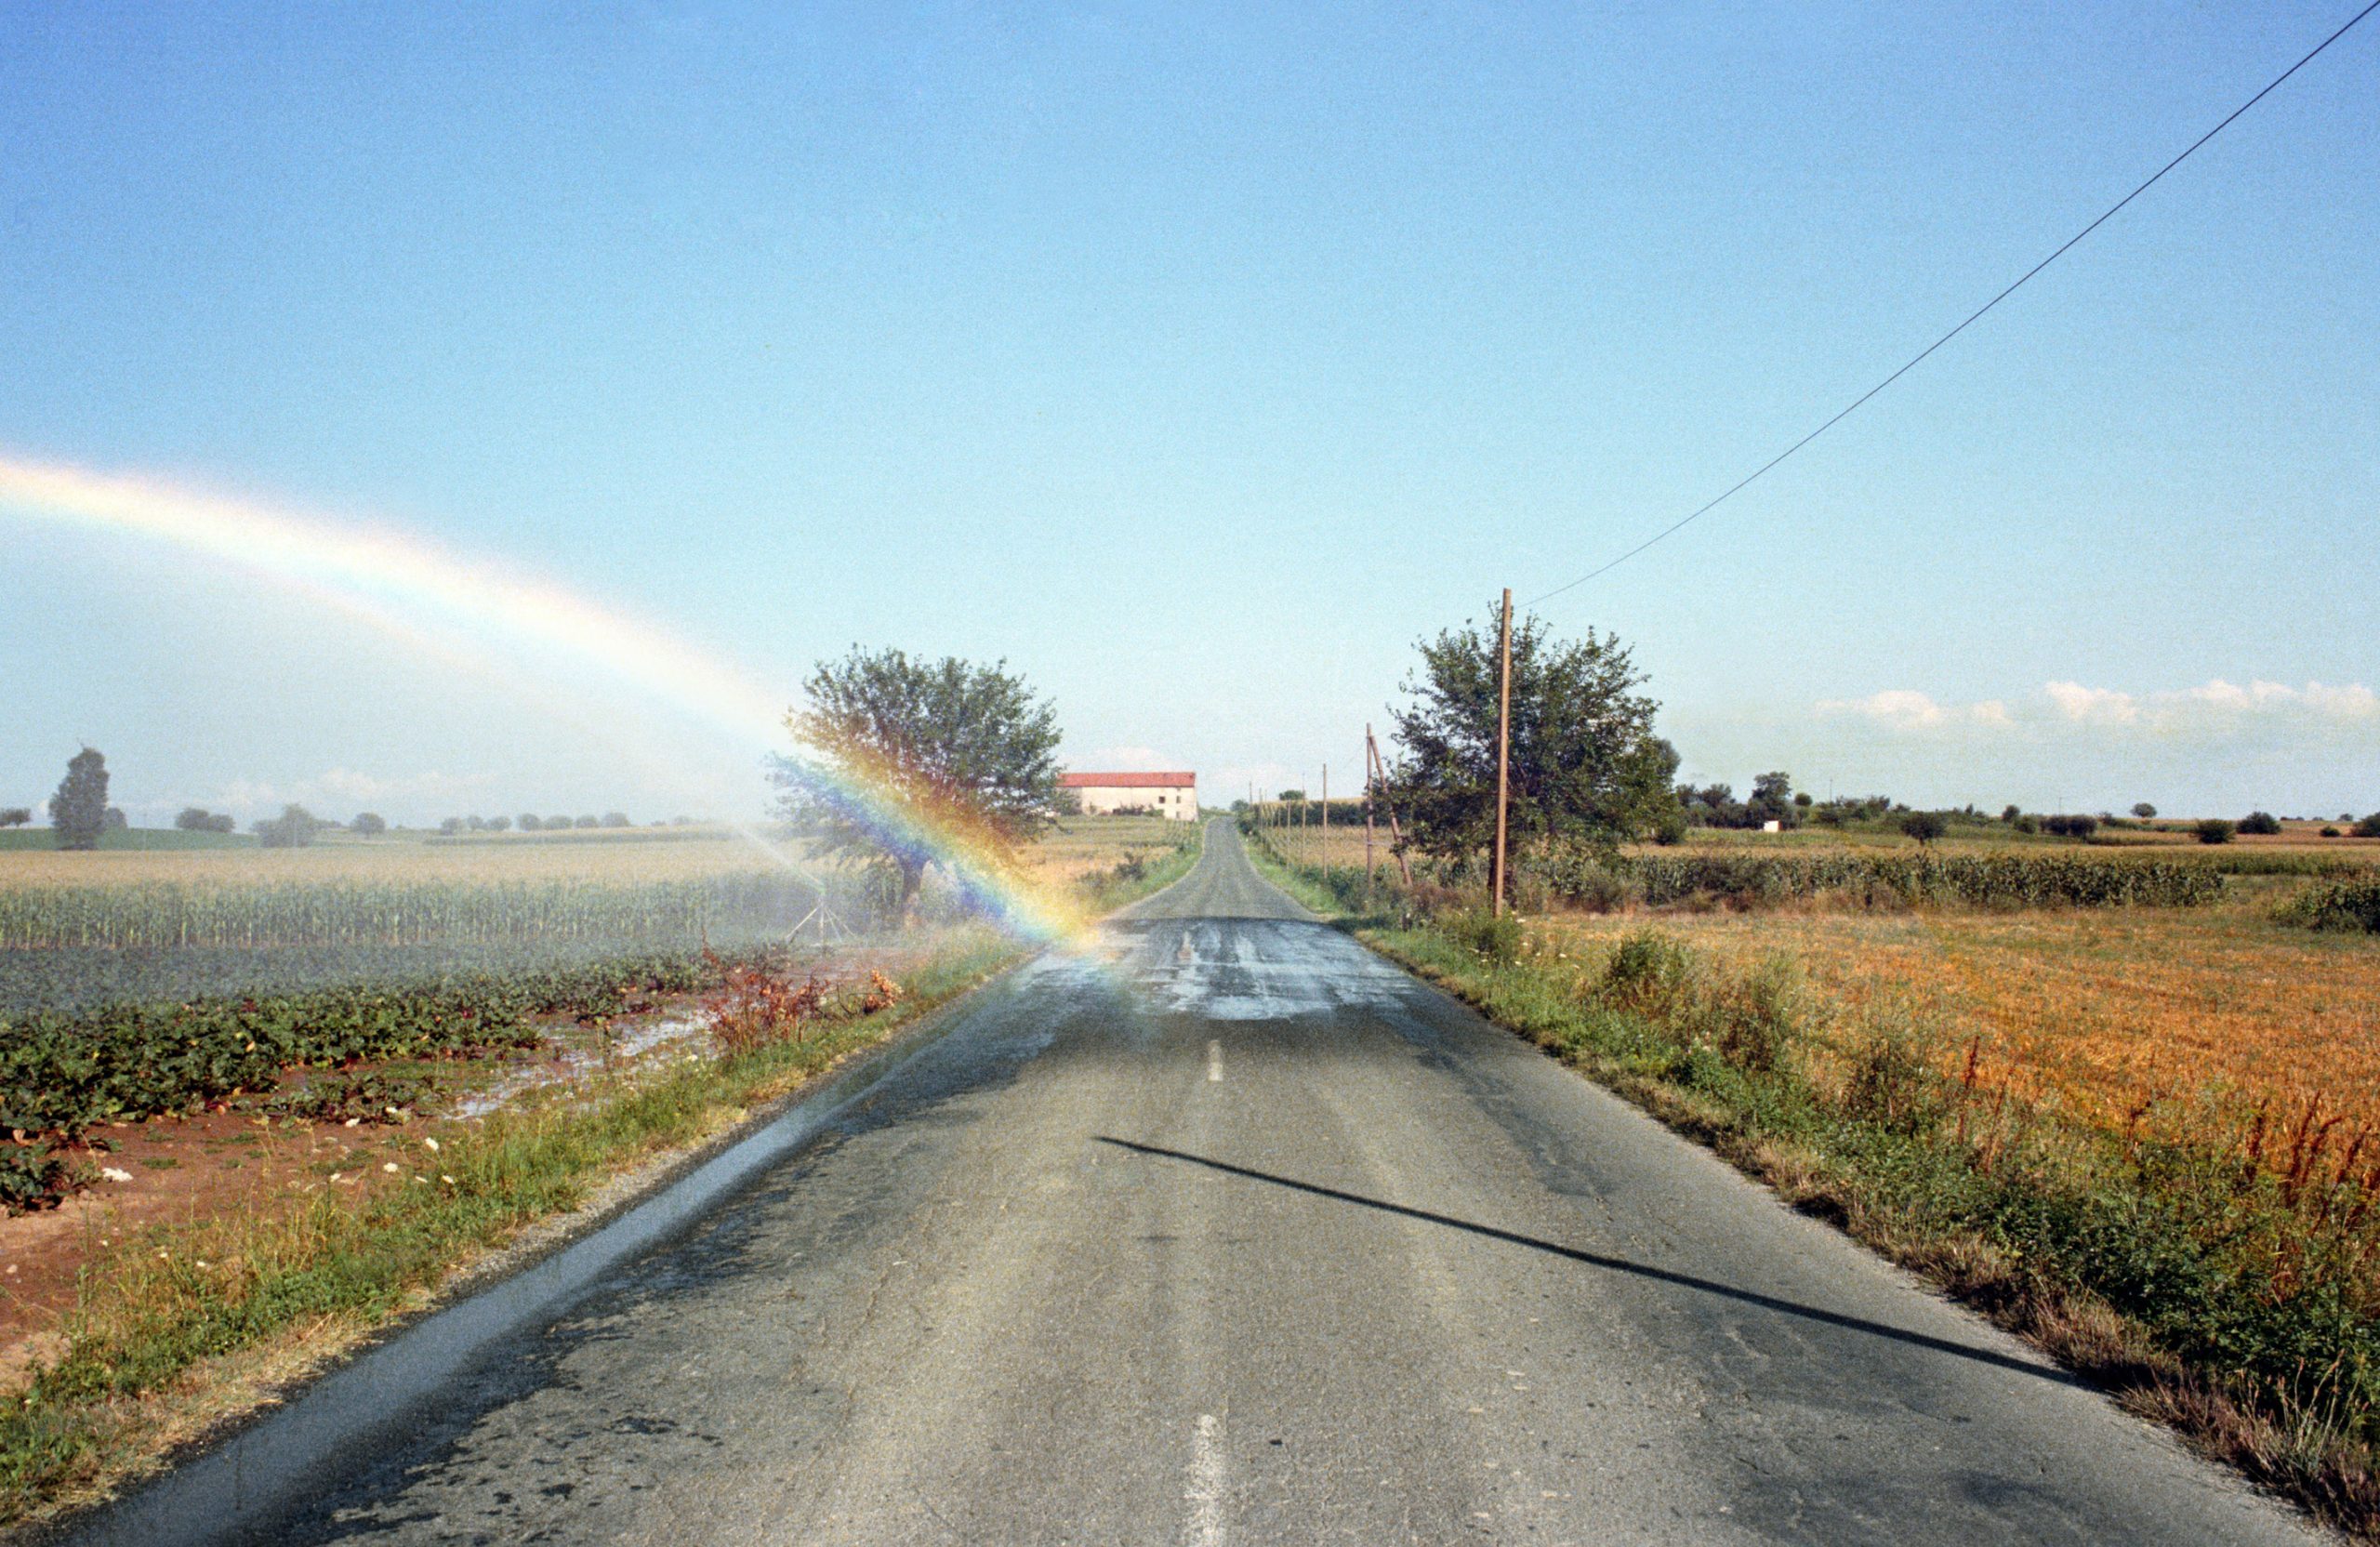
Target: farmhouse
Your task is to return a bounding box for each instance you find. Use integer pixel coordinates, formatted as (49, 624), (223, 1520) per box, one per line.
(1060, 771), (1199, 822)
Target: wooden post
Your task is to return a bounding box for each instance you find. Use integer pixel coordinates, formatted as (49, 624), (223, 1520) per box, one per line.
(1493, 587), (1513, 919)
(1368, 729), (1414, 888)
(1320, 764), (1328, 879)
(1364, 725), (1376, 900)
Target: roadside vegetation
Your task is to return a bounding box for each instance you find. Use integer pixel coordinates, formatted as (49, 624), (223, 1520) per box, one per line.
(1239, 598), (2380, 1537)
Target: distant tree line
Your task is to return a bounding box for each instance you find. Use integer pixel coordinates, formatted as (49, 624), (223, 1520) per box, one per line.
(1674, 772), (1805, 832)
(435, 812), (638, 835)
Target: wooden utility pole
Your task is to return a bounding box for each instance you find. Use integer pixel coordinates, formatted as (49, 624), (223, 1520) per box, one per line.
(1367, 728), (1414, 888)
(1370, 723), (1390, 890)
(1320, 764), (1328, 875)
(1492, 586), (1514, 919)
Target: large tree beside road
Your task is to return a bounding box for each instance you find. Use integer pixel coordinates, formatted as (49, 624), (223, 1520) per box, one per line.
(775, 646), (1063, 924)
(1389, 605), (1678, 866)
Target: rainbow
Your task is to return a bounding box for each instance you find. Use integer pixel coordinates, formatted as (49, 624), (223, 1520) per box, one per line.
(0, 450), (1085, 942)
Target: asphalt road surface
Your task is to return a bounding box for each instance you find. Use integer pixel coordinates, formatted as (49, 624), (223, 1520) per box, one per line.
(100, 819), (2319, 1545)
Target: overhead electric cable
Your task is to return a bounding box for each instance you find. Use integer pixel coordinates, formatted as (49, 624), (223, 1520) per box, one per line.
(1527, 0), (2379, 606)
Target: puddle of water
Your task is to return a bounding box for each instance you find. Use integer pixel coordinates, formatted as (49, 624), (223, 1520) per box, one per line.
(448, 1013), (710, 1119)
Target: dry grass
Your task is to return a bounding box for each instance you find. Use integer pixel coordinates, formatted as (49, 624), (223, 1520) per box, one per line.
(1015, 814), (1201, 888)
(1527, 884), (2380, 1153)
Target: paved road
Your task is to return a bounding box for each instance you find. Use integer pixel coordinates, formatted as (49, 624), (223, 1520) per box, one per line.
(108, 819), (2318, 1545)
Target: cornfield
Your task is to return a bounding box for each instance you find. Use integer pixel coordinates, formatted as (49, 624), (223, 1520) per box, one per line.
(0, 873), (840, 951)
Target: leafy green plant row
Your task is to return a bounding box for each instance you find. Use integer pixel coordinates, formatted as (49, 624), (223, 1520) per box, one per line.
(2281, 879), (2380, 933)
(0, 944), (809, 1145)
(1597, 850), (2226, 909)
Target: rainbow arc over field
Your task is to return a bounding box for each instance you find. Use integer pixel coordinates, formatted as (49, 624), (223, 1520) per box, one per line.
(0, 450), (1086, 942)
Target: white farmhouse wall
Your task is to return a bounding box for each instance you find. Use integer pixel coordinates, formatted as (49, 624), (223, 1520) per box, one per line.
(1064, 776), (1199, 821)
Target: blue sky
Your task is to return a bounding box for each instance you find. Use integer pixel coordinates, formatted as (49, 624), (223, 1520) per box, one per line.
(3, 1), (2374, 825)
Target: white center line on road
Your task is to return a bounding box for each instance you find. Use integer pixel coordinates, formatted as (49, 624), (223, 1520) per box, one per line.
(1207, 1040), (1223, 1082)
(1185, 1412), (1225, 1546)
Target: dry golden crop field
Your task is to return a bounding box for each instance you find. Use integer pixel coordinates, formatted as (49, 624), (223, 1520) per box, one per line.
(1529, 890), (2380, 1144)
(1020, 814), (1203, 887)
(0, 816), (1190, 892)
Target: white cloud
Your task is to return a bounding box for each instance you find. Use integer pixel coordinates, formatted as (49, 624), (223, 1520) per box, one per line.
(1817, 690), (1947, 726)
(1817, 678), (2378, 740)
(2045, 681), (2139, 723)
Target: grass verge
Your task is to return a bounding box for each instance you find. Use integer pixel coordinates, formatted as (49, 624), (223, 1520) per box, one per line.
(1247, 835), (2380, 1540)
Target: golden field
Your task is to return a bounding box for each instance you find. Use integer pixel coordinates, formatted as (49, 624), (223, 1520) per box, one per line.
(0, 815), (1193, 892)
(1526, 889), (2380, 1142)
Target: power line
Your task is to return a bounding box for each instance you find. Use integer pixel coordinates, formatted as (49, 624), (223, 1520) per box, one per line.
(1527, 0), (2379, 607)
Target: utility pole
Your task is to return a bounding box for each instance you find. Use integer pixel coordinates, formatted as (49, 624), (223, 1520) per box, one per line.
(1492, 586), (1514, 919)
(1320, 764), (1328, 877)
(1367, 727), (1414, 888)
(1370, 728), (1390, 899)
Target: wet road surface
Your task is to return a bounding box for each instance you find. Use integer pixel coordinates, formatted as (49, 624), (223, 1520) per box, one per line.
(87, 819), (2320, 1545)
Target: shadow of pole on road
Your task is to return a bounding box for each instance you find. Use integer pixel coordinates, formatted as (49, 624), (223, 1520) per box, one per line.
(1094, 1134), (2075, 1387)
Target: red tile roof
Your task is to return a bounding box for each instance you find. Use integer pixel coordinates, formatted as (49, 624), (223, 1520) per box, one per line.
(1059, 772), (1196, 789)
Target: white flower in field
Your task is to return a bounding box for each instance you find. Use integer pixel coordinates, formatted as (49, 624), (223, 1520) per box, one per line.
(99, 1166), (134, 1183)
(328, 1173), (344, 1184)
(382, 1162), (399, 1173)
(441, 1175), (456, 1185)
(422, 1136), (439, 1153)
(343, 1117), (361, 1129)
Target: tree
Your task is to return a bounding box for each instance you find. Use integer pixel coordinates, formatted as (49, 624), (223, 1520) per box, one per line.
(774, 647), (1064, 924)
(351, 812), (388, 836)
(0, 808), (30, 829)
(440, 816), (466, 835)
(2238, 811), (2282, 837)
(602, 812), (631, 828)
(545, 814), (572, 832)
(517, 813), (542, 832)
(2131, 802), (2157, 820)
(1900, 811), (1948, 846)
(1388, 605), (1678, 866)
(1276, 788), (1307, 803)
(254, 804), (323, 848)
(103, 807), (128, 830)
(486, 814), (512, 832)
(174, 806), (228, 832)
(1748, 772), (1796, 827)
(47, 747), (108, 852)
(2195, 818), (2236, 845)
(2356, 813), (2380, 840)
(575, 814), (600, 829)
